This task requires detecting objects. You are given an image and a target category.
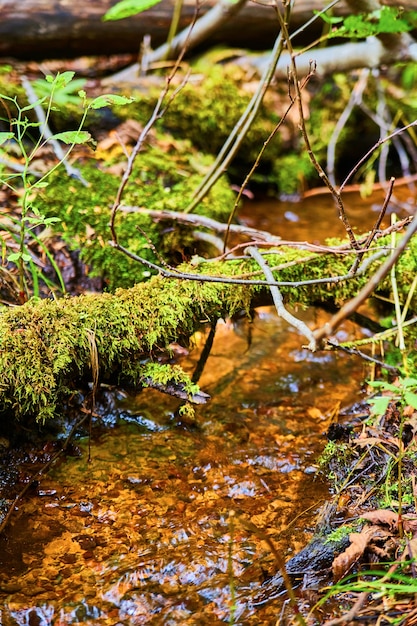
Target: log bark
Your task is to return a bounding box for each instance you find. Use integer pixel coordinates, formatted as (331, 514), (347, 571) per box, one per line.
(0, 0), (412, 60)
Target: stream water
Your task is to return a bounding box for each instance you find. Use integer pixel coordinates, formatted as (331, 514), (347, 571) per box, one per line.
(0, 189), (410, 625)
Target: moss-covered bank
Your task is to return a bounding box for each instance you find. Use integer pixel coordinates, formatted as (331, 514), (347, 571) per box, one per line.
(37, 139), (235, 291)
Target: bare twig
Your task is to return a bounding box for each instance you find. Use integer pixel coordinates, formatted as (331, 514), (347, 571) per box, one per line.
(120, 205), (282, 245)
(340, 121), (417, 193)
(222, 69), (314, 252)
(246, 245), (317, 350)
(321, 591), (369, 626)
(277, 13), (359, 250)
(327, 69), (370, 187)
(242, 516), (307, 626)
(0, 156), (41, 178)
(110, 238), (389, 290)
(326, 340), (400, 373)
(184, 3), (290, 214)
(109, 50), (191, 244)
(390, 214), (405, 351)
(105, 0), (248, 83)
(348, 176), (395, 275)
(359, 101), (417, 183)
(314, 210), (417, 343)
(120, 205), (412, 251)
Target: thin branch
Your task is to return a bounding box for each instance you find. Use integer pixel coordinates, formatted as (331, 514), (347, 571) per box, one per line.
(327, 68), (370, 187)
(120, 205), (412, 252)
(105, 0), (248, 83)
(390, 215), (405, 351)
(277, 13), (359, 250)
(314, 209), (417, 343)
(109, 52), (191, 244)
(222, 69), (314, 252)
(326, 340), (400, 373)
(110, 238), (390, 290)
(340, 120), (417, 192)
(120, 205), (283, 245)
(191, 320), (217, 384)
(322, 592), (369, 626)
(246, 245), (316, 350)
(348, 176), (395, 275)
(184, 7), (289, 214)
(359, 102), (415, 179)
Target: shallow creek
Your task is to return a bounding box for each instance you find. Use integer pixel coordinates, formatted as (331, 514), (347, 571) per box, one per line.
(0, 190), (408, 625)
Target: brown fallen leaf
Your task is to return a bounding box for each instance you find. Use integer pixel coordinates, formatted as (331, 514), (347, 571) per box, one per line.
(401, 537), (417, 562)
(332, 525), (381, 582)
(361, 509), (398, 531)
(403, 516), (417, 536)
(360, 509), (417, 536)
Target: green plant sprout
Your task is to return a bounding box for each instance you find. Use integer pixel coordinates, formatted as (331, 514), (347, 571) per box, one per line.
(0, 71), (134, 301)
(368, 377), (417, 536)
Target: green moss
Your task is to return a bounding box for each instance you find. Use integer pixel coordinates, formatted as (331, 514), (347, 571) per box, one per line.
(2, 235), (417, 422)
(272, 152), (316, 195)
(116, 66), (284, 185)
(140, 362), (199, 395)
(37, 139), (235, 290)
(325, 523), (360, 543)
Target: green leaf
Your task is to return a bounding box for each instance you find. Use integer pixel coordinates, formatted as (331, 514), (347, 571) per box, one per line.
(8, 251), (31, 263)
(20, 97), (48, 113)
(32, 181), (49, 189)
(89, 94), (135, 109)
(400, 377), (417, 390)
(368, 381), (399, 393)
(51, 71), (76, 89)
(404, 391), (417, 410)
(378, 7), (413, 34)
(33, 76), (86, 107)
(51, 130), (92, 144)
(0, 131), (14, 146)
(103, 0), (162, 21)
(367, 396), (391, 416)
(26, 215), (61, 225)
(329, 7), (416, 39)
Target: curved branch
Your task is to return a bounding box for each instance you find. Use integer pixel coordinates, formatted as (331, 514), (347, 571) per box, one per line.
(246, 245), (317, 351)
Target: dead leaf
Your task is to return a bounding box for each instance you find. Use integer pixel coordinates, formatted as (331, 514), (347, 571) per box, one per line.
(401, 537), (417, 561)
(332, 526), (380, 582)
(361, 509), (398, 531)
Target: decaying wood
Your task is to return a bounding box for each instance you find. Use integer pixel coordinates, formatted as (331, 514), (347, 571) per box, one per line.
(0, 0), (413, 60)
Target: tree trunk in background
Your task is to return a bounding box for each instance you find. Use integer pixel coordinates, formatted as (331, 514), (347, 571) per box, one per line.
(0, 0), (414, 60)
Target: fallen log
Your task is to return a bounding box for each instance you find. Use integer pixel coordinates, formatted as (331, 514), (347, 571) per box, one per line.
(0, 0), (409, 60)
(0, 232), (416, 423)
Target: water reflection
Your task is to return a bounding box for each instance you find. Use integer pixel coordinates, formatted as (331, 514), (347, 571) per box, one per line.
(239, 185), (414, 243)
(2, 188), (392, 624)
(0, 305), (367, 624)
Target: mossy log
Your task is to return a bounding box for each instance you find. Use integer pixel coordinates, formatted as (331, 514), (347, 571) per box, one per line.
(1, 237), (417, 423)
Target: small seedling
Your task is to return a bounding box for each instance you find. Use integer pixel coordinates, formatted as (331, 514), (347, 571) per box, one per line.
(0, 71), (134, 301)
